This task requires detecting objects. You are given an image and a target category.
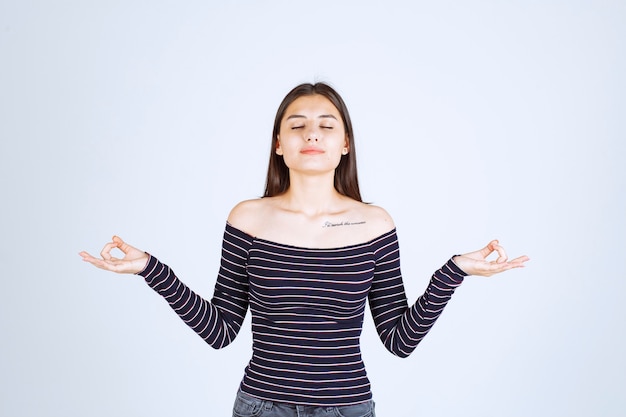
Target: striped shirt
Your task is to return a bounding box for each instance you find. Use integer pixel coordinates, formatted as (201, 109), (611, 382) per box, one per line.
(139, 222), (466, 406)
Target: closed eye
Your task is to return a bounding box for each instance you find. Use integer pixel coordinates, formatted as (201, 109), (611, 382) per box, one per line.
(291, 126), (304, 130)
(321, 126), (333, 129)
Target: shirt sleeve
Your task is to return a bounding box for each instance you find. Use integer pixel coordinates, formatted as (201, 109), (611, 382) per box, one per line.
(137, 224), (253, 349)
(368, 231), (466, 358)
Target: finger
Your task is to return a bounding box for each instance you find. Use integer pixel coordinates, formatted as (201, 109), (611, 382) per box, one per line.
(100, 241), (121, 260)
(481, 262), (514, 277)
(478, 240), (498, 259)
(79, 251), (95, 262)
(80, 252), (112, 270)
(488, 257), (530, 275)
(94, 258), (128, 272)
(508, 255), (530, 266)
(492, 243), (508, 264)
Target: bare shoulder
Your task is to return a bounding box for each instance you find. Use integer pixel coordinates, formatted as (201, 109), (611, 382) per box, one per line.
(227, 198), (276, 236)
(353, 202), (396, 238)
(227, 198), (266, 231)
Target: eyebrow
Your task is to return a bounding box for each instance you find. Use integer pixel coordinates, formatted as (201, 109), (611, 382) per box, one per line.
(286, 114), (338, 120)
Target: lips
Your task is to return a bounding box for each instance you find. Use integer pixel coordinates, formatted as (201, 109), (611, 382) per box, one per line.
(300, 147), (325, 155)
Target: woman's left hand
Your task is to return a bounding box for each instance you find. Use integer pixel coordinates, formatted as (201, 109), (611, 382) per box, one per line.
(453, 240), (529, 277)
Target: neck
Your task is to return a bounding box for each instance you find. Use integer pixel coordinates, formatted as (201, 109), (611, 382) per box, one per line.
(282, 172), (344, 216)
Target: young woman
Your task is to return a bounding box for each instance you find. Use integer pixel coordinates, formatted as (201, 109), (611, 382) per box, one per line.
(80, 82), (528, 417)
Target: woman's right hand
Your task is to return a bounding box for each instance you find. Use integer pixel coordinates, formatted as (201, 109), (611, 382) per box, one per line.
(79, 236), (149, 274)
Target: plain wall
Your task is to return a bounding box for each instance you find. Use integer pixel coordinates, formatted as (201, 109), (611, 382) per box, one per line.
(1, 1), (624, 416)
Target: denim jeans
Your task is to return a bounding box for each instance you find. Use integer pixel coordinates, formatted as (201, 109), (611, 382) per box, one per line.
(232, 389), (376, 417)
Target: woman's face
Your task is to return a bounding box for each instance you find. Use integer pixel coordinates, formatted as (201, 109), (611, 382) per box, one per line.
(276, 94), (348, 176)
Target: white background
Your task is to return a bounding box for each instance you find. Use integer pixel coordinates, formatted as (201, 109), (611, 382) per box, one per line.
(1, 1), (624, 416)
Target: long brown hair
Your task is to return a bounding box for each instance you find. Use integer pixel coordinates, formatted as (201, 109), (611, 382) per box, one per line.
(263, 82), (362, 202)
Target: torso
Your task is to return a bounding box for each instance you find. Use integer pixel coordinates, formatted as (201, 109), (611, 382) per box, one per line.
(227, 195), (395, 249)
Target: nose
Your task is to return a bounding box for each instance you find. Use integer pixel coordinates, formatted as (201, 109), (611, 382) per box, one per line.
(306, 128), (319, 142)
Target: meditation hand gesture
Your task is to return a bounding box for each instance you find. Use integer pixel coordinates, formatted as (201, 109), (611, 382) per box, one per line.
(79, 236), (149, 275)
(453, 240), (529, 277)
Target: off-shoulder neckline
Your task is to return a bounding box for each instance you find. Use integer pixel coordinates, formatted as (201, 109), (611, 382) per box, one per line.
(225, 221), (397, 251)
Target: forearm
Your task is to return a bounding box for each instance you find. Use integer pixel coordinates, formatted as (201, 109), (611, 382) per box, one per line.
(138, 255), (245, 349)
(373, 258), (466, 357)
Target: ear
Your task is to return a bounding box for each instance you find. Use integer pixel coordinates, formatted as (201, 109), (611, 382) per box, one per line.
(342, 136), (349, 155)
(275, 136), (283, 155)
